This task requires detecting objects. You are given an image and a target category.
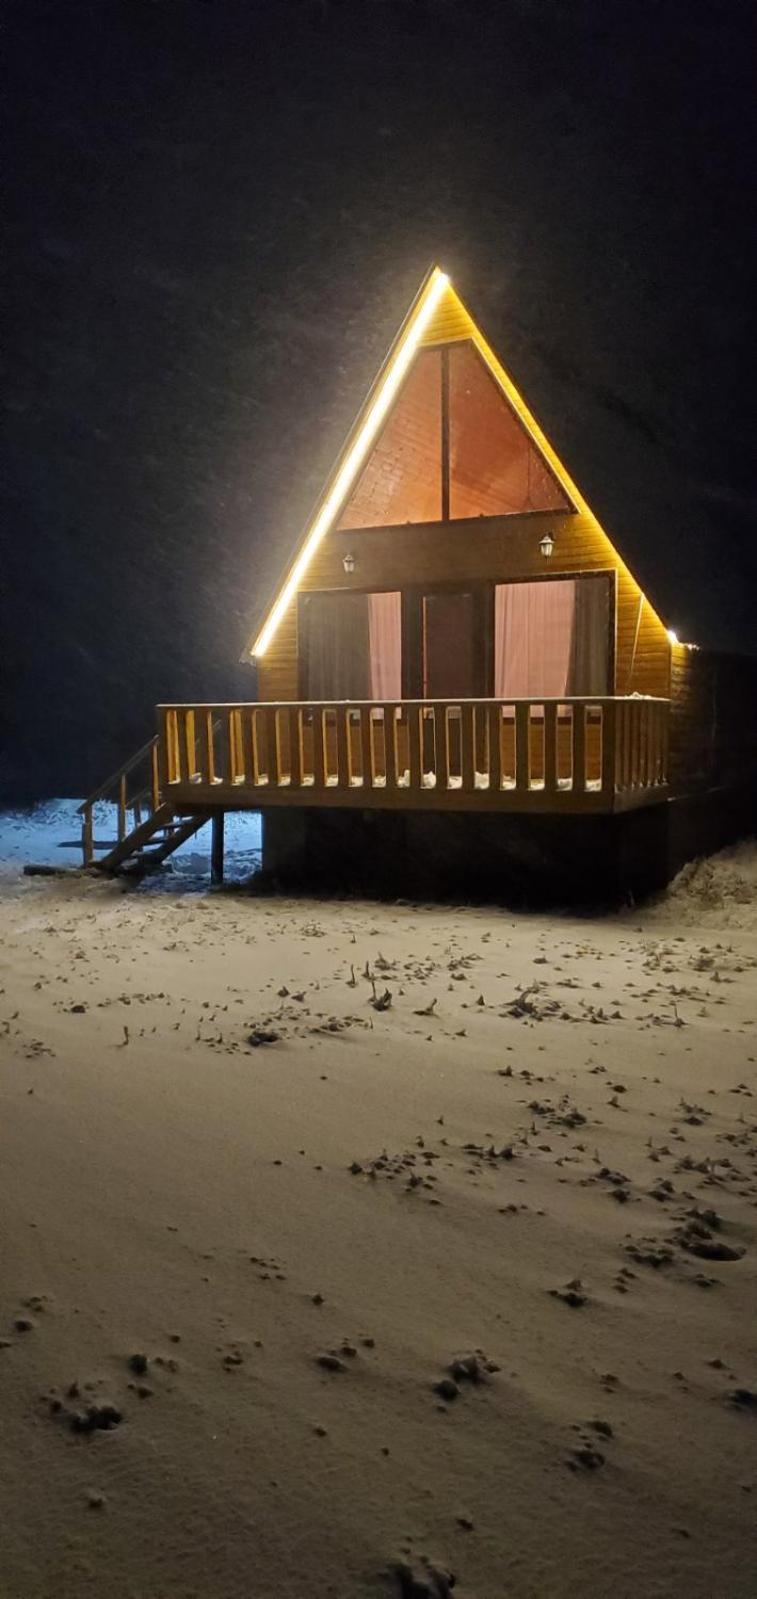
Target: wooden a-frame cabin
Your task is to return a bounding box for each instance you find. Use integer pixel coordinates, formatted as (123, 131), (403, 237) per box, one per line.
(80, 267), (757, 899)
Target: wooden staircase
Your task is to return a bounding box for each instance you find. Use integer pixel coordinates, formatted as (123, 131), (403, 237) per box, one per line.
(78, 735), (211, 875)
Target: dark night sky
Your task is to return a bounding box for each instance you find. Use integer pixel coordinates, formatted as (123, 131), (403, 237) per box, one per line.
(3, 0), (756, 799)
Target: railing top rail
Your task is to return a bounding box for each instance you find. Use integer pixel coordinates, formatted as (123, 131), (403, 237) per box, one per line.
(158, 695), (671, 711)
(77, 735), (159, 815)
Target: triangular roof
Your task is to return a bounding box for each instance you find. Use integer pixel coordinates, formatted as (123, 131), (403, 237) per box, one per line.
(245, 266), (668, 661)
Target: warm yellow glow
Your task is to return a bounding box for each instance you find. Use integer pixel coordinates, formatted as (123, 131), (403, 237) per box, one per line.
(249, 269), (671, 663)
(252, 267), (450, 657)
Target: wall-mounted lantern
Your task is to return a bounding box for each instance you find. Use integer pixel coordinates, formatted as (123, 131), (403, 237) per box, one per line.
(539, 531), (555, 559)
(342, 551), (356, 574)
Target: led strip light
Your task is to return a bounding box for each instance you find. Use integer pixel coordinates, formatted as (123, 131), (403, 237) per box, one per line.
(252, 267), (450, 657)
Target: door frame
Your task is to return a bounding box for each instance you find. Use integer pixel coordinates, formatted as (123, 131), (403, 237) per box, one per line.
(401, 581), (493, 700)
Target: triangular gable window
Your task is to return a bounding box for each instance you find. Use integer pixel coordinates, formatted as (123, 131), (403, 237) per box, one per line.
(449, 343), (569, 518)
(337, 348), (443, 529)
(337, 339), (570, 530)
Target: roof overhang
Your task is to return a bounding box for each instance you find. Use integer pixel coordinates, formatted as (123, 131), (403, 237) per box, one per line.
(244, 266), (670, 662)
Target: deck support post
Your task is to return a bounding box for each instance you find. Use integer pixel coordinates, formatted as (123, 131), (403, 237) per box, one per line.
(210, 811), (225, 885)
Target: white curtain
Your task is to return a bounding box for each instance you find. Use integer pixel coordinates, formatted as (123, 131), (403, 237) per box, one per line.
(303, 594), (371, 699)
(303, 591), (401, 700)
(368, 591), (402, 700)
(495, 578), (609, 698)
(495, 580), (576, 698)
(569, 575), (609, 694)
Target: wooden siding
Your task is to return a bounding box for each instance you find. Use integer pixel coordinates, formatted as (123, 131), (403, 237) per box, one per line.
(256, 508), (672, 704)
(669, 644), (757, 792)
(417, 290), (476, 346)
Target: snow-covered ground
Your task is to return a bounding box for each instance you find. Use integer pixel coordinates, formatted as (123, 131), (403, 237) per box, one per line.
(0, 828), (756, 1598)
(0, 800), (262, 886)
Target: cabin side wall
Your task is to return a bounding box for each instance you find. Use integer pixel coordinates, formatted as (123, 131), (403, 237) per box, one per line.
(256, 507), (672, 703)
(669, 643), (757, 792)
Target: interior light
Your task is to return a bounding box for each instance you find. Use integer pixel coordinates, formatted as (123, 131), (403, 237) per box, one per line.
(539, 531), (555, 558)
(252, 267), (450, 657)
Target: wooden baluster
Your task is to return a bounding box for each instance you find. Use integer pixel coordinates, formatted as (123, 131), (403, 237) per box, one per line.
(211, 712), (226, 787)
(175, 713), (190, 786)
(622, 702), (630, 791)
(336, 707), (350, 788)
(245, 710), (259, 788)
(310, 707), (325, 789)
(428, 706), (444, 793)
(229, 710), (243, 784)
(515, 702), (530, 791)
(261, 708), (276, 786)
(543, 702), (557, 793)
(601, 700), (616, 797)
(360, 707), (373, 790)
(196, 709), (213, 788)
(350, 710), (363, 787)
(384, 706), (398, 790)
(408, 703), (422, 791)
(157, 711), (171, 791)
(489, 704), (503, 793)
(151, 738), (161, 809)
(612, 702), (621, 792)
(289, 707), (303, 789)
(572, 701), (586, 793)
(212, 710), (228, 788)
(270, 709), (283, 786)
(172, 710), (187, 784)
(82, 803), (94, 866)
(631, 702), (641, 788)
(118, 774), (127, 841)
(461, 703), (475, 792)
(661, 702), (669, 786)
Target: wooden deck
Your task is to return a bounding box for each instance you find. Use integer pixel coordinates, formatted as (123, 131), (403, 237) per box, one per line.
(158, 697), (669, 815)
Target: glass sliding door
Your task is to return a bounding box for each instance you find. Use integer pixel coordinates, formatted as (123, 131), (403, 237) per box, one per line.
(422, 590), (478, 700)
(299, 591), (402, 700)
(494, 575), (610, 699)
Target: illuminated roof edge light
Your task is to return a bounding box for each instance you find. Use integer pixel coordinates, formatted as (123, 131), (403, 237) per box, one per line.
(252, 267), (450, 658)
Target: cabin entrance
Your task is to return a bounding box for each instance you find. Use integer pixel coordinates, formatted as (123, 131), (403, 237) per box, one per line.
(299, 574), (612, 702)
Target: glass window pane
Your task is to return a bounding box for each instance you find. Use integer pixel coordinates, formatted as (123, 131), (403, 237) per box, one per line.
(368, 591), (402, 700)
(449, 343), (570, 519)
(302, 593), (371, 698)
(494, 577), (609, 699)
(423, 591), (476, 699)
(303, 591), (402, 700)
(337, 349), (442, 529)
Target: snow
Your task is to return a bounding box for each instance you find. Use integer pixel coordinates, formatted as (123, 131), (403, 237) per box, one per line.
(0, 843), (756, 1598)
(0, 800), (262, 887)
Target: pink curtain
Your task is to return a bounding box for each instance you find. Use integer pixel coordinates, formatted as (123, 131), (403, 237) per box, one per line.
(495, 580), (576, 698)
(368, 591), (402, 700)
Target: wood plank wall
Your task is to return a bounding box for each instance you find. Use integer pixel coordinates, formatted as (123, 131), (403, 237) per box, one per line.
(669, 644), (757, 791)
(256, 507), (672, 703)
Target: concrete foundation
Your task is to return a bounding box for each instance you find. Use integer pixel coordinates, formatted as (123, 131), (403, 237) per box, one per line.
(260, 782), (756, 907)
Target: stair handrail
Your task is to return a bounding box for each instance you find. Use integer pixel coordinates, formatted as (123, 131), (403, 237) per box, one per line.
(78, 734), (162, 866)
(76, 735), (160, 816)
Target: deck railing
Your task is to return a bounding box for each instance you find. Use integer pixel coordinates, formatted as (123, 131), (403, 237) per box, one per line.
(77, 735), (161, 865)
(158, 697), (669, 813)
